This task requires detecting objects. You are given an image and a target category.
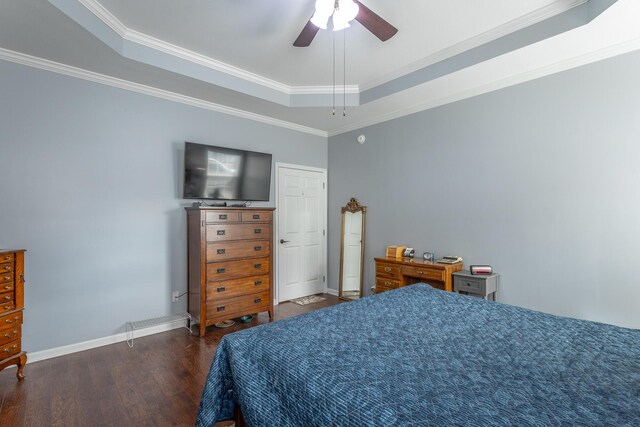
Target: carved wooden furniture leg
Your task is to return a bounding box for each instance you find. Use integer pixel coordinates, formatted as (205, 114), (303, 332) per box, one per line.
(17, 352), (27, 381)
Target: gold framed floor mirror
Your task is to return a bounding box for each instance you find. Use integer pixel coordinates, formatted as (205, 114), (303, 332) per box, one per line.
(339, 198), (366, 301)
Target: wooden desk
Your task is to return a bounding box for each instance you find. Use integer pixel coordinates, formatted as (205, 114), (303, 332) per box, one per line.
(374, 257), (463, 293)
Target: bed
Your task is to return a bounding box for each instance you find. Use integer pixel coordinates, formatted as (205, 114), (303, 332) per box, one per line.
(196, 284), (640, 426)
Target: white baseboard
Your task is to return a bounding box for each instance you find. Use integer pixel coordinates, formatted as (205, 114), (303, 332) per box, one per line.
(326, 288), (339, 296)
(26, 321), (188, 364)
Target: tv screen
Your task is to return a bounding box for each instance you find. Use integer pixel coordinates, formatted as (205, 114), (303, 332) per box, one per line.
(183, 142), (272, 201)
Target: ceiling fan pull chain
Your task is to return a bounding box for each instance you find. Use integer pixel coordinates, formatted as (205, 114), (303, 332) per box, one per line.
(343, 27), (347, 117)
(332, 29), (336, 116)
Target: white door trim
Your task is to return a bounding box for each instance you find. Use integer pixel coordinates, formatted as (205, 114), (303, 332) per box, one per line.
(274, 162), (328, 305)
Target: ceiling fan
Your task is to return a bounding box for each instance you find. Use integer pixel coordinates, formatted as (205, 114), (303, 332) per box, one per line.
(293, 0), (398, 47)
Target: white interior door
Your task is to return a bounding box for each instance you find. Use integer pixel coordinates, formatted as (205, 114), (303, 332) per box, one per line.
(277, 165), (326, 302)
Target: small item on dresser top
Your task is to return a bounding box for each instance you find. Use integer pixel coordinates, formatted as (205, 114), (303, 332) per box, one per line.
(386, 245), (407, 258)
(423, 252), (434, 261)
(436, 255), (463, 264)
(403, 248), (415, 258)
(470, 265), (493, 275)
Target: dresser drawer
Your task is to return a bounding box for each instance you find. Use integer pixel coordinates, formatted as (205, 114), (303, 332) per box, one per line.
(205, 211), (240, 223)
(207, 275), (270, 300)
(0, 273), (13, 285)
(207, 257), (270, 281)
(206, 224), (271, 242)
(0, 275), (15, 292)
(0, 253), (13, 263)
(0, 339), (21, 359)
(241, 211), (272, 223)
(0, 263), (13, 274)
(205, 290), (270, 320)
(206, 240), (270, 262)
(376, 277), (399, 290)
(0, 291), (14, 304)
(0, 311), (22, 329)
(402, 266), (445, 282)
(0, 326), (20, 346)
(0, 302), (15, 314)
(376, 263), (401, 279)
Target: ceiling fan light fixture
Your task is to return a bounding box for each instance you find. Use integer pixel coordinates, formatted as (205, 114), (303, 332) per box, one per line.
(338, 0), (359, 22)
(310, 11), (330, 29)
(332, 14), (350, 31)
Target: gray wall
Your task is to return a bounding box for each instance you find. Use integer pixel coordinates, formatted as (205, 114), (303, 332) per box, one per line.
(329, 50), (640, 329)
(0, 60), (327, 352)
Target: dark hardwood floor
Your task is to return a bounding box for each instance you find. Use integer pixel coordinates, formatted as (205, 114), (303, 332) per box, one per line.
(0, 294), (340, 427)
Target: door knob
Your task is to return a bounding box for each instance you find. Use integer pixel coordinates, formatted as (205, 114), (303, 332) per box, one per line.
(280, 239), (290, 244)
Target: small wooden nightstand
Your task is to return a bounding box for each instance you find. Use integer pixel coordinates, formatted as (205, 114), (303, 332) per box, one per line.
(453, 270), (499, 301)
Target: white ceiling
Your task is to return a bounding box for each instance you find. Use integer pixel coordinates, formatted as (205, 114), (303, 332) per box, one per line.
(96, 0), (561, 87)
(1, 0), (639, 136)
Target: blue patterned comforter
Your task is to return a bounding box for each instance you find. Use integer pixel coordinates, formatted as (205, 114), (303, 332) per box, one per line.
(197, 284), (640, 426)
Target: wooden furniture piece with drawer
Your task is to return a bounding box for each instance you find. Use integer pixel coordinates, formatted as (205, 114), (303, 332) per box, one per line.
(453, 270), (499, 301)
(374, 256), (463, 294)
(186, 207), (274, 337)
(0, 249), (27, 381)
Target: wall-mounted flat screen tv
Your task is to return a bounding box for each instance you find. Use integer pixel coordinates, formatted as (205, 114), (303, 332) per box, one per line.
(183, 142), (272, 201)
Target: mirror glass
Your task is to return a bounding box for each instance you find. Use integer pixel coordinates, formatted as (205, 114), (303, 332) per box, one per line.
(339, 198), (366, 300)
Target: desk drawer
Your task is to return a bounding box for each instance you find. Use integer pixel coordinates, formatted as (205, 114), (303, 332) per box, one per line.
(207, 258), (270, 281)
(376, 263), (401, 279)
(207, 275), (270, 300)
(376, 277), (399, 290)
(0, 263), (13, 274)
(0, 291), (13, 304)
(206, 224), (271, 242)
(0, 272), (13, 285)
(207, 240), (270, 262)
(0, 279), (14, 291)
(0, 311), (21, 329)
(205, 211), (240, 223)
(401, 266), (444, 282)
(0, 326), (20, 346)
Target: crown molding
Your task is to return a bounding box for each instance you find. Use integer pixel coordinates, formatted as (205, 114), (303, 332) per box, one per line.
(0, 47), (328, 138)
(359, 0), (588, 92)
(328, 36), (640, 137)
(289, 85), (360, 95)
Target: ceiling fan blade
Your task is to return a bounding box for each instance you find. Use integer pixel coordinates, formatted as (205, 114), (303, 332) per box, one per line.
(293, 20), (320, 47)
(354, 0), (398, 42)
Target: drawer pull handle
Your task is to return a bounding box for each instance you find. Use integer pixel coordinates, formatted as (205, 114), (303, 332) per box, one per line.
(254, 280), (262, 286)
(219, 214), (227, 220)
(3, 277), (9, 281)
(217, 268), (226, 274)
(5, 319), (12, 324)
(254, 264), (262, 269)
(253, 214), (260, 219)
(254, 246), (262, 251)
(216, 306), (225, 312)
(417, 271), (424, 275)
(217, 230), (226, 236)
(216, 286), (226, 292)
(3, 256), (9, 260)
(4, 286), (10, 290)
(254, 298), (262, 303)
(254, 229), (262, 234)
(3, 305), (10, 310)
(384, 267), (391, 273)
(3, 296), (10, 301)
(3, 266), (9, 271)
(217, 249), (226, 255)
(385, 281), (391, 286)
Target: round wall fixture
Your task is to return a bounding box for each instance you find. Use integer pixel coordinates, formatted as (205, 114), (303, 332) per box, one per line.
(357, 135), (366, 144)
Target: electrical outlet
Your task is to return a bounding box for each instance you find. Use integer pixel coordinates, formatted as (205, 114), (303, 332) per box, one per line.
(171, 291), (179, 302)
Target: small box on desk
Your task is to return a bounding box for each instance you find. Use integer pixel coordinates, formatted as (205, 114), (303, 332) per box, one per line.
(386, 246), (407, 258)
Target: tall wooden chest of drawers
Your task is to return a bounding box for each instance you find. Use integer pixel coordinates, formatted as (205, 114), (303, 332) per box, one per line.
(186, 208), (274, 336)
(0, 249), (27, 381)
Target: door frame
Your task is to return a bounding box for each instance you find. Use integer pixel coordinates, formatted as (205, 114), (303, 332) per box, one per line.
(274, 162), (328, 305)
